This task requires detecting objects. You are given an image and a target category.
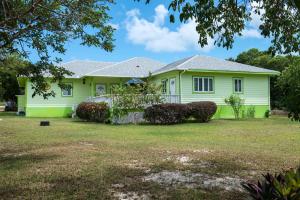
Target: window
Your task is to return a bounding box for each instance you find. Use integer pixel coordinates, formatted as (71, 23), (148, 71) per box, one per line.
(161, 79), (168, 94)
(95, 84), (106, 96)
(193, 77), (214, 92)
(61, 83), (73, 97)
(233, 78), (243, 93)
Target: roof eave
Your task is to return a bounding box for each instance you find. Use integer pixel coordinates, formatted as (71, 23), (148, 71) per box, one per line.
(186, 69), (280, 75)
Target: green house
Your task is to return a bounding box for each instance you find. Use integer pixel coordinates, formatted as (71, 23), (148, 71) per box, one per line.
(17, 55), (279, 118)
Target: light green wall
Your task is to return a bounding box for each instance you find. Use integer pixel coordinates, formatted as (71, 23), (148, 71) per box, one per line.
(25, 77), (129, 117)
(152, 71), (180, 94)
(16, 95), (26, 110)
(89, 77), (130, 96)
(180, 72), (270, 106)
(153, 71), (271, 118)
(23, 71), (271, 118)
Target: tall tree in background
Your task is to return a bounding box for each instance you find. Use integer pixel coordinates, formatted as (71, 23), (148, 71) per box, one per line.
(140, 0), (300, 55)
(232, 48), (299, 109)
(277, 60), (300, 121)
(0, 0), (114, 98)
(0, 54), (28, 101)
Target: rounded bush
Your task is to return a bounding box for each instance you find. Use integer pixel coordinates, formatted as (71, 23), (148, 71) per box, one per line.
(76, 102), (109, 123)
(187, 101), (217, 122)
(144, 103), (190, 125)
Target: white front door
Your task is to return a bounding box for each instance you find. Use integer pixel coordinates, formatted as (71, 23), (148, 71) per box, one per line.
(169, 78), (176, 103)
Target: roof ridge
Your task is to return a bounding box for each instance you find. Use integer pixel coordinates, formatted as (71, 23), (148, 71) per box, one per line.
(84, 57), (137, 76)
(176, 55), (198, 70)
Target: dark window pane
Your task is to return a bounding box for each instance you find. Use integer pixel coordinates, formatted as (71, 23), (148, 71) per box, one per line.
(209, 78), (213, 91)
(194, 78), (198, 91)
(199, 78), (203, 91)
(238, 80), (242, 92)
(204, 78), (208, 91)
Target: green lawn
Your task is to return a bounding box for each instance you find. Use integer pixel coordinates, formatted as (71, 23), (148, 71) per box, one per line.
(0, 114), (299, 199)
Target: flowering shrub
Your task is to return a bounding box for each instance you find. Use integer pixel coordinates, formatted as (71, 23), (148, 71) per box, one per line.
(76, 102), (109, 123)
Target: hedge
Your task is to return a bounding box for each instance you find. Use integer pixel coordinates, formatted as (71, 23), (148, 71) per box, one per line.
(144, 101), (217, 124)
(76, 102), (109, 123)
(187, 101), (217, 122)
(144, 103), (190, 125)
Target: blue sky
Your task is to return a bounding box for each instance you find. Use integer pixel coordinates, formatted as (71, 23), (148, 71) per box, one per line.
(32, 1), (271, 64)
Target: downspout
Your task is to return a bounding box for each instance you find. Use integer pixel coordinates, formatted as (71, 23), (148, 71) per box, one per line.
(179, 69), (187, 104)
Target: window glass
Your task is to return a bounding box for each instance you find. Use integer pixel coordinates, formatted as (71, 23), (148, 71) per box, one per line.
(161, 79), (167, 94)
(193, 77), (214, 92)
(204, 78), (209, 91)
(194, 78), (198, 91)
(234, 78), (243, 93)
(209, 78), (213, 92)
(62, 83), (72, 97)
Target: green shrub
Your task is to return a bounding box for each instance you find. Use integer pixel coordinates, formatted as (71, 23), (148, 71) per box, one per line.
(246, 106), (256, 118)
(242, 167), (300, 200)
(225, 95), (244, 119)
(187, 101), (217, 122)
(144, 103), (190, 125)
(265, 109), (270, 118)
(76, 102), (109, 123)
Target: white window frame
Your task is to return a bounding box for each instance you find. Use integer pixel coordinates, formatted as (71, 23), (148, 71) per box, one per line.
(193, 77), (214, 93)
(161, 79), (168, 94)
(233, 78), (243, 93)
(61, 83), (73, 97)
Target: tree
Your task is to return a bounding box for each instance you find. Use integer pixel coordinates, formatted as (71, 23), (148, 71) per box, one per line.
(225, 95), (244, 119)
(0, 54), (29, 101)
(0, 0), (114, 98)
(233, 48), (300, 109)
(139, 0), (300, 55)
(277, 61), (300, 121)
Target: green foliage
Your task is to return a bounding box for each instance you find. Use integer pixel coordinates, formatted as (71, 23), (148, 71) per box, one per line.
(110, 79), (162, 123)
(0, 0), (114, 98)
(277, 61), (300, 121)
(264, 110), (270, 118)
(144, 103), (190, 125)
(187, 101), (217, 122)
(0, 54), (29, 101)
(246, 106), (256, 119)
(233, 48), (300, 109)
(139, 0), (300, 55)
(76, 102), (110, 123)
(242, 167), (300, 200)
(225, 95), (244, 119)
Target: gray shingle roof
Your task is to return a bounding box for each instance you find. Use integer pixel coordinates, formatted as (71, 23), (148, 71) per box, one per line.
(85, 57), (165, 78)
(60, 60), (115, 78)
(153, 55), (279, 75)
(59, 55), (279, 79)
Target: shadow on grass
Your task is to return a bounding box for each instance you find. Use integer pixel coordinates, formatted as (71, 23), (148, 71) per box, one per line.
(0, 152), (58, 171)
(0, 111), (18, 117)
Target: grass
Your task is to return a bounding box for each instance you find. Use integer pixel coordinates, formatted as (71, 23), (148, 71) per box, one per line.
(0, 114), (299, 199)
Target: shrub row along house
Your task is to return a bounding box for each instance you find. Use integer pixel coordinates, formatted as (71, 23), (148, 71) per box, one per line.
(17, 55), (279, 118)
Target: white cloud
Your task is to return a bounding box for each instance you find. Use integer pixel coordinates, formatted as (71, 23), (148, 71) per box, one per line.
(241, 2), (264, 39)
(108, 23), (120, 30)
(125, 5), (214, 53)
(241, 28), (261, 38)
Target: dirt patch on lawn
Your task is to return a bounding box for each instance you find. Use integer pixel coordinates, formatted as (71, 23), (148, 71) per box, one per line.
(143, 170), (244, 192)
